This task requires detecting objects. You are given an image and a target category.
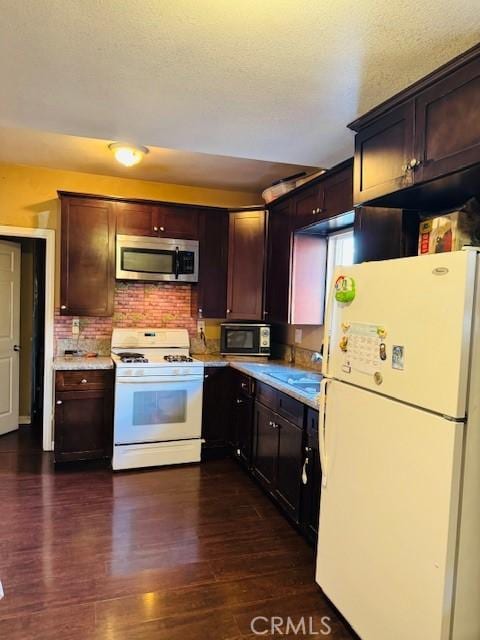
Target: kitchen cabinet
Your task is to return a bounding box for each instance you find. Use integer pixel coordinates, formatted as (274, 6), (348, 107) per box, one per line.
(229, 370), (255, 468)
(116, 201), (199, 239)
(350, 44), (480, 206)
(253, 381), (305, 523)
(321, 162), (354, 219)
(300, 408), (321, 545)
(201, 366), (230, 459)
(59, 195), (116, 317)
(54, 370), (113, 462)
(194, 210), (229, 318)
(293, 184), (322, 229)
(264, 200), (293, 323)
(227, 210), (266, 321)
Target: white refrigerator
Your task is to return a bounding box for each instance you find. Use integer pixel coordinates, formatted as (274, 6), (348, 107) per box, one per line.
(315, 249), (480, 640)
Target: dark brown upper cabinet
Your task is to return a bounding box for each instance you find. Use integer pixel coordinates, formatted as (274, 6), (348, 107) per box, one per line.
(350, 44), (480, 207)
(226, 210), (266, 321)
(264, 200), (293, 324)
(116, 201), (199, 239)
(293, 183), (322, 229)
(194, 209), (229, 318)
(59, 195), (116, 317)
(321, 161), (354, 218)
(414, 57), (480, 184)
(115, 201), (158, 236)
(353, 103), (415, 205)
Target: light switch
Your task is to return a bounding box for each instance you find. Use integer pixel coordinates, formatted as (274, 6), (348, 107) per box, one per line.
(197, 320), (205, 335)
(72, 318), (80, 336)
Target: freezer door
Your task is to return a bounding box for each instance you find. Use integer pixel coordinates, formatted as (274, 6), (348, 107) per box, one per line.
(316, 381), (463, 640)
(324, 250), (476, 419)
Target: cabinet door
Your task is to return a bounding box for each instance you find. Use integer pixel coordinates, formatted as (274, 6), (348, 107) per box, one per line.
(321, 164), (353, 218)
(158, 205), (199, 239)
(227, 211), (266, 321)
(60, 197), (115, 317)
(201, 367), (230, 458)
(292, 185), (321, 230)
(414, 57), (480, 183)
(354, 102), (415, 205)
(353, 206), (405, 263)
(265, 201), (292, 323)
(194, 210), (228, 318)
(253, 401), (278, 490)
(115, 202), (158, 236)
(275, 413), (303, 523)
(54, 388), (113, 462)
(301, 408), (321, 544)
(231, 390), (254, 468)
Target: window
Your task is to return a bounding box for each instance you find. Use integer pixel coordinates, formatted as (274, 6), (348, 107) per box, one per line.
(325, 228), (355, 307)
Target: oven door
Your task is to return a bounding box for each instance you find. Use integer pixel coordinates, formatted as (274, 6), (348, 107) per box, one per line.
(114, 375), (203, 444)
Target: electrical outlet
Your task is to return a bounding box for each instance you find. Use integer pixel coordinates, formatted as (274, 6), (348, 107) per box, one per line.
(72, 318), (80, 336)
(197, 320), (205, 335)
(295, 328), (303, 344)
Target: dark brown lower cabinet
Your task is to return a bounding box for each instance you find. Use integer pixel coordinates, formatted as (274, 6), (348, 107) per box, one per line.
(300, 408), (321, 545)
(230, 371), (254, 468)
(253, 396), (304, 524)
(201, 367), (230, 459)
(54, 370), (113, 463)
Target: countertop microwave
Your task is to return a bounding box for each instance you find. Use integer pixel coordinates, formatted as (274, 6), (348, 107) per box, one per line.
(116, 235), (199, 282)
(220, 323), (271, 356)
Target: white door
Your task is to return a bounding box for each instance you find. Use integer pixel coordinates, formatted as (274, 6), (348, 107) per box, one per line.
(324, 250), (477, 418)
(316, 380), (463, 640)
(114, 375), (203, 444)
(0, 241), (20, 436)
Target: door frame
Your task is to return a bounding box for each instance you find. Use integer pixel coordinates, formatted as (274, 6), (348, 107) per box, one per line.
(0, 226), (55, 451)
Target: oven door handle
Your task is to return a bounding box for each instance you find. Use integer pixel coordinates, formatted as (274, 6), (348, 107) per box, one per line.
(116, 375), (203, 384)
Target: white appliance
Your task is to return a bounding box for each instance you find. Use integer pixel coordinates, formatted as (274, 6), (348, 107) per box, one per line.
(316, 249), (480, 640)
(111, 328), (204, 471)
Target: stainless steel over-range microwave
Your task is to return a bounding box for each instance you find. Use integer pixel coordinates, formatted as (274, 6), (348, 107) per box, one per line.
(220, 323), (271, 356)
(116, 235), (199, 282)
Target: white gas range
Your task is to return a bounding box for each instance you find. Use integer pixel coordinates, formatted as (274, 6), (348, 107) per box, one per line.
(111, 328), (204, 471)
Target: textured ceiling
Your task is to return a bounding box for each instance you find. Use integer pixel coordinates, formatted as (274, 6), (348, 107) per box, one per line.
(0, 126), (317, 192)
(0, 0), (479, 172)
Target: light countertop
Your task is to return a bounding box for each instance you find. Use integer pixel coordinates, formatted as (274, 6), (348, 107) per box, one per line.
(53, 356), (114, 371)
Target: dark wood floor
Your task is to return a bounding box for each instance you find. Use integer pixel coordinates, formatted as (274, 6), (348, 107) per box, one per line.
(0, 428), (357, 639)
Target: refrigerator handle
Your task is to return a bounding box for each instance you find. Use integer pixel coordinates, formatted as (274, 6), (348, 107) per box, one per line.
(319, 378), (332, 488)
(322, 273), (336, 378)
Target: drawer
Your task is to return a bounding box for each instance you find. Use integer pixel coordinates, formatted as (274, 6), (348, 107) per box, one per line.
(277, 391), (305, 428)
(55, 369), (112, 391)
(256, 381), (278, 410)
(232, 371), (254, 397)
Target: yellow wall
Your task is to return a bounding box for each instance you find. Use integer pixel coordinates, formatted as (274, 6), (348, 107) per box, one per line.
(0, 162), (261, 231)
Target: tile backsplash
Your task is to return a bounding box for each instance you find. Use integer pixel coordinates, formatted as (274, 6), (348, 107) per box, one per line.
(55, 282), (199, 355)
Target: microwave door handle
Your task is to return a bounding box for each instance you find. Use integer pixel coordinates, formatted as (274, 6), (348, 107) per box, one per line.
(174, 247), (180, 280)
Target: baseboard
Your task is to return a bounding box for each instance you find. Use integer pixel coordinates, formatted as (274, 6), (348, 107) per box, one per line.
(19, 416), (31, 425)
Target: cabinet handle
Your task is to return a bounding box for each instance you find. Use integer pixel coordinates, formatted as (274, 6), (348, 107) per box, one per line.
(80, 379), (88, 384)
(153, 226), (159, 232)
(60, 305), (67, 310)
(159, 226), (165, 232)
(236, 398), (243, 404)
(56, 400), (62, 405)
(226, 309), (231, 314)
(204, 374), (209, 379)
(302, 456), (309, 485)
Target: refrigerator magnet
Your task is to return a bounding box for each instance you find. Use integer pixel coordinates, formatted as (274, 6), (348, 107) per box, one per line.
(392, 345), (404, 370)
(334, 275), (355, 303)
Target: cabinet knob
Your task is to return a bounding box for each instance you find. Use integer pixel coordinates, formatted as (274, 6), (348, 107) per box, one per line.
(226, 309), (231, 314)
(80, 379), (88, 384)
(153, 226), (159, 232)
(236, 398), (243, 404)
(159, 226), (165, 232)
(312, 208), (315, 214)
(56, 400), (62, 405)
(60, 305), (67, 310)
(204, 373), (209, 379)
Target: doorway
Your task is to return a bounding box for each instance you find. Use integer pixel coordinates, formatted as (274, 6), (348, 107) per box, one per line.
(0, 226), (55, 451)
(0, 237), (46, 449)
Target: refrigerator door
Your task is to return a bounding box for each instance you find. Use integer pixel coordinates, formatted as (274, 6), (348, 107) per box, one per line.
(323, 250), (477, 419)
(316, 380), (463, 640)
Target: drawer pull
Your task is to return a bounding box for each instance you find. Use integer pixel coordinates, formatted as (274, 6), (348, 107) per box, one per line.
(80, 379), (88, 384)
(56, 400), (62, 405)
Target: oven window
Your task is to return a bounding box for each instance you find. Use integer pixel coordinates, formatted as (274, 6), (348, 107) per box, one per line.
(132, 390), (187, 425)
(226, 330), (254, 350)
(122, 248), (174, 274)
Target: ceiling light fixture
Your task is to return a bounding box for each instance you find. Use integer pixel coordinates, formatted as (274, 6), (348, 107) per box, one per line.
(109, 142), (149, 167)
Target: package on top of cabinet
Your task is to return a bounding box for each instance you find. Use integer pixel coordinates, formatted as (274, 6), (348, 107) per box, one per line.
(418, 198), (480, 255)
